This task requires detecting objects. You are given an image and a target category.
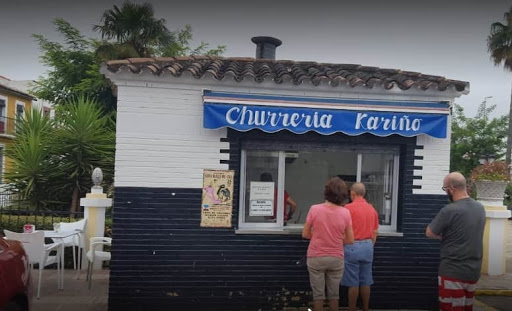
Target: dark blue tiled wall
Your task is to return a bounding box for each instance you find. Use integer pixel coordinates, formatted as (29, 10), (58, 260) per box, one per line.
(109, 130), (445, 311)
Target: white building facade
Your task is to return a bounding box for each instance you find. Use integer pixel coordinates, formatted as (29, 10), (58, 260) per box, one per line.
(102, 39), (468, 310)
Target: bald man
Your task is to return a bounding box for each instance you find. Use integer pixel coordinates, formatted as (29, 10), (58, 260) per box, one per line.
(426, 172), (486, 311)
(341, 183), (379, 311)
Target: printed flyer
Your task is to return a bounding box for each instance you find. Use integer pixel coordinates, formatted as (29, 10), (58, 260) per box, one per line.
(201, 169), (234, 227)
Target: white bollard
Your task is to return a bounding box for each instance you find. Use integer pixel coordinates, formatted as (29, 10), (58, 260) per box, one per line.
(486, 209), (511, 276)
(81, 168), (112, 270)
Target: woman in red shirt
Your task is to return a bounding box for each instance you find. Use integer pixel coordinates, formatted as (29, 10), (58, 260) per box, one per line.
(302, 177), (354, 311)
(260, 172), (297, 223)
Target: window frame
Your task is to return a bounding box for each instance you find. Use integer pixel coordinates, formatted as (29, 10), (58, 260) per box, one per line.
(238, 143), (401, 233)
(0, 95), (7, 115)
(238, 149), (287, 229)
(15, 101), (25, 121)
(0, 96), (7, 135)
(0, 144), (4, 184)
(358, 154), (400, 233)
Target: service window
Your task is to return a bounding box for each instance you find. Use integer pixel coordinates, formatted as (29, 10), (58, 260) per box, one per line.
(238, 143), (400, 232)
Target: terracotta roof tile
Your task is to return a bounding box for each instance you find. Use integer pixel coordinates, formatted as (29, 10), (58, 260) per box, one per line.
(173, 56), (191, 61)
(106, 59), (131, 65)
(126, 58), (155, 64)
(104, 57), (469, 93)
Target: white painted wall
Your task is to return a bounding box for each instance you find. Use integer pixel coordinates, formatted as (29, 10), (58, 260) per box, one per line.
(413, 119), (452, 195)
(105, 70), (460, 191)
(115, 85), (229, 188)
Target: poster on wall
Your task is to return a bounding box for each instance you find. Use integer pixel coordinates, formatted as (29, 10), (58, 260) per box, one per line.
(201, 169), (234, 228)
(249, 182), (274, 216)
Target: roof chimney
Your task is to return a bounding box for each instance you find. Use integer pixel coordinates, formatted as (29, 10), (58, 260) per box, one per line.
(251, 36), (282, 60)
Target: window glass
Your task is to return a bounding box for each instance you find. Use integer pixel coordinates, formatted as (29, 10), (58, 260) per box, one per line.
(16, 104), (24, 121)
(285, 150), (357, 225)
(0, 100), (5, 134)
(243, 150), (279, 223)
(361, 153), (396, 226)
(0, 147), (3, 183)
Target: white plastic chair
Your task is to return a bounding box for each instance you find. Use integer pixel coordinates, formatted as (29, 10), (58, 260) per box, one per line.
(52, 219), (86, 271)
(3, 230), (62, 299)
(86, 236), (111, 289)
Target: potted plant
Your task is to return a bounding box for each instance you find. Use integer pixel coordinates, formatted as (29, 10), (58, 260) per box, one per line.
(470, 160), (510, 206)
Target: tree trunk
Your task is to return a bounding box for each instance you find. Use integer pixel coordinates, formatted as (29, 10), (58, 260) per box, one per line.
(70, 186), (79, 215)
(507, 81), (512, 175)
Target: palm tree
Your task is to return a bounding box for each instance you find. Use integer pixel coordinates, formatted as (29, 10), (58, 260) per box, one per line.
(93, 1), (174, 58)
(4, 109), (55, 210)
(488, 6), (512, 168)
(50, 96), (115, 213)
(4, 98), (115, 213)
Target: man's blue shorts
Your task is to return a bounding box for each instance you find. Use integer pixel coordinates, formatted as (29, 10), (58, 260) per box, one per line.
(341, 239), (374, 287)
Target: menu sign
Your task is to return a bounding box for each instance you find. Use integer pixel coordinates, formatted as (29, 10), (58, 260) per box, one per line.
(249, 182), (274, 216)
(201, 169), (234, 228)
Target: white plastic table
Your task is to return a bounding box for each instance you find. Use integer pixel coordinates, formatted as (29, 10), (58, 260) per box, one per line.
(42, 230), (82, 290)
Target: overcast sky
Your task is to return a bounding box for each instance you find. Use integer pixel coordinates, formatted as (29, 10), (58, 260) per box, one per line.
(1, 0), (511, 117)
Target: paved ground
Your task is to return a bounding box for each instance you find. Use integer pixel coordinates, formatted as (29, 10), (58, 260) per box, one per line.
(28, 268), (510, 311)
(477, 272), (512, 290)
(28, 220), (512, 310)
(475, 220), (512, 289)
(31, 269), (108, 311)
(476, 296), (512, 311)
(470, 219), (512, 311)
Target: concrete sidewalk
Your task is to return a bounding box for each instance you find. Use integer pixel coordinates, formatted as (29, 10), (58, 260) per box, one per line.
(28, 269), (506, 311)
(474, 220), (512, 292)
(469, 219), (512, 310)
(29, 221), (512, 311)
(477, 272), (512, 294)
(31, 269), (109, 311)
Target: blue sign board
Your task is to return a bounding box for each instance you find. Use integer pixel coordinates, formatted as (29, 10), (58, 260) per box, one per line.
(203, 103), (448, 138)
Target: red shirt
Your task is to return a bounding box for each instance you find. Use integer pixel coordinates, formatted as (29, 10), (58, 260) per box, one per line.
(344, 197), (379, 240)
(306, 203), (352, 258)
(266, 189), (290, 220)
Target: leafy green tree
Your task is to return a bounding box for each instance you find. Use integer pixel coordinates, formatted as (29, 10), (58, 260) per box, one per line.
(32, 18), (116, 113)
(488, 6), (512, 169)
(157, 25), (226, 57)
(450, 102), (508, 177)
(33, 7), (225, 114)
(93, 1), (225, 60)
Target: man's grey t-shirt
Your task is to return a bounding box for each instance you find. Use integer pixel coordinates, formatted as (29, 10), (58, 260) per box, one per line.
(429, 197), (486, 281)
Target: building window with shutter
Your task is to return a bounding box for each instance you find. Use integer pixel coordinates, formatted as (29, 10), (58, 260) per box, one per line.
(16, 102), (25, 122)
(0, 97), (6, 134)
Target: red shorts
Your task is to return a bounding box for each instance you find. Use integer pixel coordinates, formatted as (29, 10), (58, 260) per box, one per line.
(438, 275), (477, 311)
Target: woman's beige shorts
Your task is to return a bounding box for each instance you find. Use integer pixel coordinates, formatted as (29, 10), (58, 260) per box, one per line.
(307, 256), (344, 300)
